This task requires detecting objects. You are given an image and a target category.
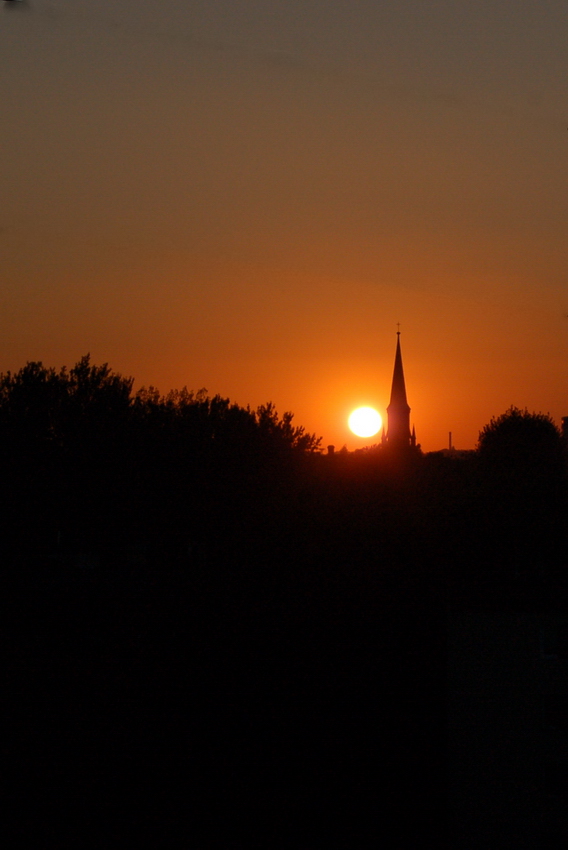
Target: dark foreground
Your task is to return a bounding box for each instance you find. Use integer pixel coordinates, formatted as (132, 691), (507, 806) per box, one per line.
(4, 474), (568, 846)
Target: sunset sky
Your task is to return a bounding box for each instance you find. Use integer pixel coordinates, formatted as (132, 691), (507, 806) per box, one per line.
(1, 0), (567, 452)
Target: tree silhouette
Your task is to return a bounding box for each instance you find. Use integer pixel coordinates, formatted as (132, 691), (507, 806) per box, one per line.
(256, 402), (321, 453)
(131, 389), (321, 482)
(0, 360), (68, 480)
(477, 405), (565, 484)
(0, 356), (321, 483)
(0, 355), (135, 481)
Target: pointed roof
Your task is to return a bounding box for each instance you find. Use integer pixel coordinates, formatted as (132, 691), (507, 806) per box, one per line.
(389, 332), (409, 409)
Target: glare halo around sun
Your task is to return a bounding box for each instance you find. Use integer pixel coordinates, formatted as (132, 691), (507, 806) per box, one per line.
(348, 407), (382, 438)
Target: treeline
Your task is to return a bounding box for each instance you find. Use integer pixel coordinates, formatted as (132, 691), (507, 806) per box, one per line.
(0, 355), (321, 484)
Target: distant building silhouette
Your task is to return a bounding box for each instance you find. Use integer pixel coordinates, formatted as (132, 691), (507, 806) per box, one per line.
(384, 331), (416, 449)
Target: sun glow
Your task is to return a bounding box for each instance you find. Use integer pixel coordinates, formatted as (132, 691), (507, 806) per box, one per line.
(348, 407), (382, 438)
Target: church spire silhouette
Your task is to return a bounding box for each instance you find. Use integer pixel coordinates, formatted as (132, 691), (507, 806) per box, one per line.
(386, 330), (412, 448)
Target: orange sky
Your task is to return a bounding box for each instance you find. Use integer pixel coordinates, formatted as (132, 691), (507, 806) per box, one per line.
(1, 1), (567, 452)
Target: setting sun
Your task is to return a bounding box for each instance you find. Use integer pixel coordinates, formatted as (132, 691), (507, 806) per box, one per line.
(348, 407), (382, 438)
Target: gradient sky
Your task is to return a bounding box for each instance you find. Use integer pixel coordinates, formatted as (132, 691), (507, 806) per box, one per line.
(1, 0), (567, 451)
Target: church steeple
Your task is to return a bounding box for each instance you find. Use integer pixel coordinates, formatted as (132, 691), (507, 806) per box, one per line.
(386, 331), (412, 448)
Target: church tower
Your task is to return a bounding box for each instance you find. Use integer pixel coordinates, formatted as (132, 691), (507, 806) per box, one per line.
(386, 331), (413, 448)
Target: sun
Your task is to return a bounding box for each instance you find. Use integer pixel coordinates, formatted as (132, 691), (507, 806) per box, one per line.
(348, 407), (382, 438)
